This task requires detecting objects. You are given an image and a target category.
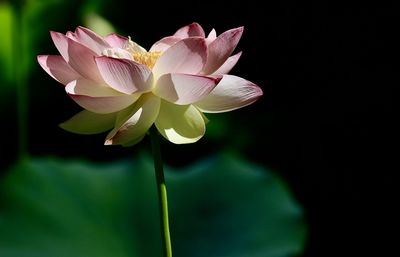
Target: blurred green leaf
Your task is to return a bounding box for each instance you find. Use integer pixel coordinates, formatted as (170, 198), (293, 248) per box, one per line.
(20, 0), (67, 79)
(0, 154), (306, 257)
(80, 0), (115, 36)
(0, 0), (72, 88)
(83, 11), (116, 36)
(0, 2), (14, 85)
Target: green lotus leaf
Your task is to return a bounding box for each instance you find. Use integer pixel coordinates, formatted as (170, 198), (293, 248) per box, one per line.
(0, 154), (306, 257)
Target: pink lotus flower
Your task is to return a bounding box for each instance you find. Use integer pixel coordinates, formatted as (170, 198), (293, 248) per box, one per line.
(37, 23), (262, 146)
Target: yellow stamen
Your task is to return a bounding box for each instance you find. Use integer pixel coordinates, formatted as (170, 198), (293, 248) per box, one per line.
(132, 51), (162, 69)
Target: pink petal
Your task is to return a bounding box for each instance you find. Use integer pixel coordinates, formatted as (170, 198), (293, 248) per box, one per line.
(202, 27), (244, 74)
(195, 75), (263, 113)
(212, 51), (242, 75)
(149, 36), (182, 52)
(73, 26), (110, 55)
(66, 30), (74, 36)
(104, 33), (128, 48)
(96, 56), (153, 94)
(152, 37), (207, 78)
(174, 22), (205, 38)
(65, 79), (139, 113)
(50, 31), (69, 58)
(37, 55), (81, 85)
(51, 31), (104, 83)
(66, 31), (77, 40)
(105, 94), (160, 146)
(154, 73), (221, 105)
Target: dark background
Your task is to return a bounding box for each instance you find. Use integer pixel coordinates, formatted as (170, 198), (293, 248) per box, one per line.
(1, 0), (397, 256)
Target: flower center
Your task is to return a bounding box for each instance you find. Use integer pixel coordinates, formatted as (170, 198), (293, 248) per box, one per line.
(132, 51), (162, 69)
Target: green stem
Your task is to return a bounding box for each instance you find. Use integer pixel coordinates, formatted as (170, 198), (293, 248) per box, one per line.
(12, 3), (28, 159)
(149, 126), (173, 257)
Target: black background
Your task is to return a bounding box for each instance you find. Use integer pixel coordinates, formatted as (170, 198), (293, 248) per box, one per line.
(1, 0), (397, 256)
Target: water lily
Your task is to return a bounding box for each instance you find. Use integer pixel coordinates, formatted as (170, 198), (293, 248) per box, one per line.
(38, 24), (262, 146)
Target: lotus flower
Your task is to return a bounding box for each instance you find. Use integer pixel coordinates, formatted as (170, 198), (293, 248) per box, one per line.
(37, 23), (262, 146)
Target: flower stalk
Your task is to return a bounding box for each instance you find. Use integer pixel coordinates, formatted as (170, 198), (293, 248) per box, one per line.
(149, 125), (173, 257)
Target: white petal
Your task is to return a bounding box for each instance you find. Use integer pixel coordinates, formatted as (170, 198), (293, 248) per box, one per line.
(155, 101), (205, 144)
(149, 36), (182, 52)
(105, 94), (160, 146)
(65, 79), (139, 113)
(96, 56), (153, 94)
(152, 37), (207, 79)
(59, 110), (116, 134)
(101, 48), (133, 60)
(37, 55), (81, 85)
(207, 29), (217, 40)
(212, 51), (242, 75)
(206, 29), (217, 45)
(126, 39), (147, 54)
(65, 79), (120, 96)
(154, 73), (221, 105)
(195, 75), (263, 113)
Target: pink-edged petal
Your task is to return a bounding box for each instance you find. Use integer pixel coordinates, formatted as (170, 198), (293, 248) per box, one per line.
(65, 79), (139, 113)
(104, 33), (128, 48)
(212, 51), (242, 75)
(59, 110), (116, 134)
(154, 73), (221, 105)
(195, 75), (263, 113)
(155, 100), (205, 144)
(51, 31), (104, 83)
(51, 31), (69, 58)
(105, 94), (160, 146)
(96, 56), (153, 94)
(73, 26), (110, 55)
(149, 36), (182, 52)
(202, 27), (244, 74)
(37, 55), (81, 85)
(174, 22), (205, 38)
(152, 37), (207, 78)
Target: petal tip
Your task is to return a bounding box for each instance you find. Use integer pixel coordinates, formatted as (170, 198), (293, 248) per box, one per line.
(58, 122), (67, 130)
(253, 83), (264, 97)
(50, 31), (63, 38)
(232, 26), (244, 36)
(37, 55), (45, 63)
(188, 22), (201, 27)
(75, 26), (93, 34)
